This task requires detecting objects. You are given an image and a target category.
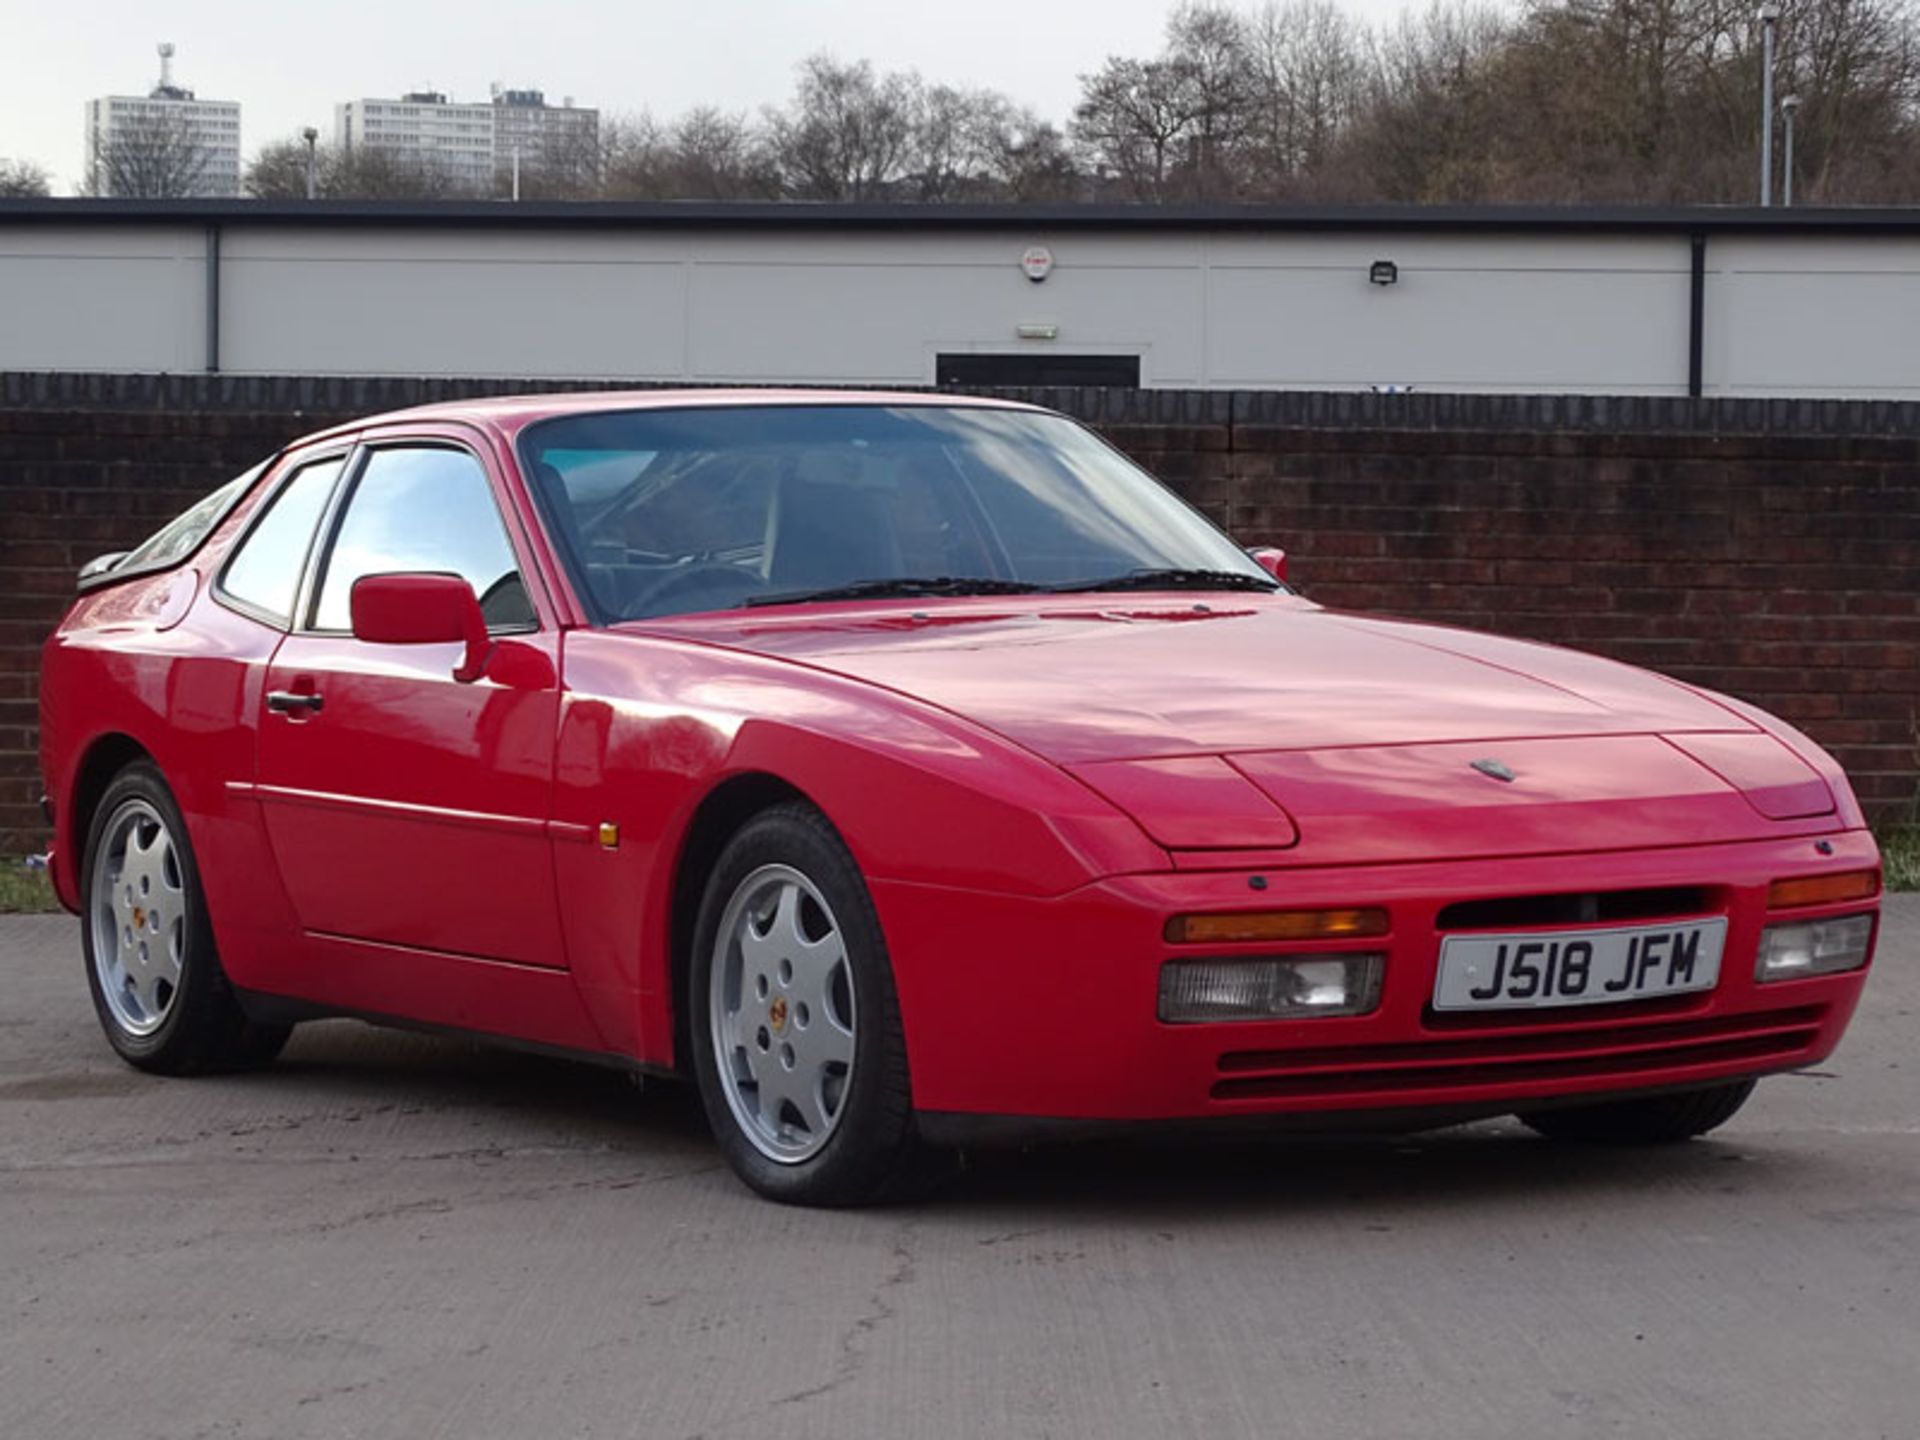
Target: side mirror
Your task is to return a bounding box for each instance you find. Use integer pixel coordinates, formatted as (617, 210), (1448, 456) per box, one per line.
(1248, 546), (1288, 583)
(350, 572), (493, 682)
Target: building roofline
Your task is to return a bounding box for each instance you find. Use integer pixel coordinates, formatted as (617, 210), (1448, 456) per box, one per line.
(6, 197), (1920, 234)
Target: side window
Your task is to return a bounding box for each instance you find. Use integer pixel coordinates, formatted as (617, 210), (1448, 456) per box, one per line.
(220, 457), (345, 625)
(313, 447), (533, 633)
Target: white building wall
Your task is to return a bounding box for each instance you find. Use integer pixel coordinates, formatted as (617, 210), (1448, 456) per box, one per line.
(0, 219), (1916, 399)
(336, 95), (601, 190)
(211, 228), (1698, 392)
(1703, 236), (1920, 397)
(491, 101), (600, 177)
(84, 95), (243, 197)
(1201, 234), (1689, 393)
(336, 99), (496, 191)
(0, 226), (206, 370)
(223, 229), (686, 377)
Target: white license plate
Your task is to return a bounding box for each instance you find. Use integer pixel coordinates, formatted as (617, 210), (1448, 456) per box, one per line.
(1433, 918), (1727, 1012)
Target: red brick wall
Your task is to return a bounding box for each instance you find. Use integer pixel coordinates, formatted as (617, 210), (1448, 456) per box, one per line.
(3, 377), (1915, 854)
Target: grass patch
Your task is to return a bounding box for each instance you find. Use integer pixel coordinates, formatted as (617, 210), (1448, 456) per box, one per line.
(0, 860), (62, 915)
(1879, 823), (1920, 892)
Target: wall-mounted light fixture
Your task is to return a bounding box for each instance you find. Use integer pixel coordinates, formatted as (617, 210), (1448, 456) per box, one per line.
(1369, 260), (1399, 286)
(1015, 323), (1059, 340)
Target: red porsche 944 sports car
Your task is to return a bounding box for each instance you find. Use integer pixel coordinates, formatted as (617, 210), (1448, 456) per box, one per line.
(40, 393), (1881, 1203)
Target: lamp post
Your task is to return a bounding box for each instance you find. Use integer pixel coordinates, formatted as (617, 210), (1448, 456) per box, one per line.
(1759, 3), (1781, 205)
(301, 127), (318, 200)
(1781, 94), (1801, 206)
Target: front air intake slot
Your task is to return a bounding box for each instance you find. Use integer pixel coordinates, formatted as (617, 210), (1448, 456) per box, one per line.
(1213, 1006), (1827, 1102)
(1435, 886), (1718, 932)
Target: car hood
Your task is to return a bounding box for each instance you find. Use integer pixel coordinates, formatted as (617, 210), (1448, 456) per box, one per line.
(640, 597), (1840, 861)
(662, 597), (1753, 763)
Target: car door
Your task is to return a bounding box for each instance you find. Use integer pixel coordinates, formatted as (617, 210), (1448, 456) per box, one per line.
(254, 433), (567, 973)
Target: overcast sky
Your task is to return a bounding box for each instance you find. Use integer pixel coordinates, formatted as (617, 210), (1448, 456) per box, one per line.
(6, 0), (1430, 192)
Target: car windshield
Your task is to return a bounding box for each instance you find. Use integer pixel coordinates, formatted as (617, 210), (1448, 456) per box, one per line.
(518, 404), (1275, 621)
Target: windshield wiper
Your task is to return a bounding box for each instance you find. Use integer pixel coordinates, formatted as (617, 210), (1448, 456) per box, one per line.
(744, 576), (1050, 608)
(1045, 567), (1280, 595)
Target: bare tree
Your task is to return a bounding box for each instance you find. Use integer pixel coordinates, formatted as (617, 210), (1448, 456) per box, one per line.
(983, 112), (1086, 200)
(1772, 0), (1920, 200)
(89, 108), (214, 198)
(1165, 3), (1260, 193)
(0, 158), (51, 197)
(332, 146), (480, 200)
(1073, 57), (1207, 197)
(600, 109), (780, 199)
(245, 137), (328, 199)
(601, 113), (675, 198)
(767, 54), (919, 199)
(245, 135), (485, 200)
(1073, 5), (1262, 200)
(1340, 1), (1515, 201)
(906, 84), (999, 199)
(669, 108), (780, 198)
(1243, 0), (1369, 189)
(210, 1), (1920, 210)
(508, 125), (606, 200)
(603, 68), (1085, 204)
(1437, 0), (1920, 202)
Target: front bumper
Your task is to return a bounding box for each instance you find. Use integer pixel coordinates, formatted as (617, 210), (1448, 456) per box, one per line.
(873, 829), (1879, 1125)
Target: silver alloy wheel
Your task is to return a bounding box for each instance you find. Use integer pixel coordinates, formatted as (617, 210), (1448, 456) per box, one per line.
(709, 863), (858, 1164)
(89, 798), (187, 1038)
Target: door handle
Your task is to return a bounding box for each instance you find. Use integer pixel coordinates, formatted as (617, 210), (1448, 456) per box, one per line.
(266, 690), (325, 716)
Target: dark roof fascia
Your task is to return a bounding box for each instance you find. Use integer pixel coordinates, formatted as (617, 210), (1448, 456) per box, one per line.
(6, 197), (1920, 235)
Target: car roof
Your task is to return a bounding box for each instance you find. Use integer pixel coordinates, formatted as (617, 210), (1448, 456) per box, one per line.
(295, 388), (1051, 449)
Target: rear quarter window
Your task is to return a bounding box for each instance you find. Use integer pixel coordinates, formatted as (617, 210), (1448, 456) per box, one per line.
(78, 464), (262, 590)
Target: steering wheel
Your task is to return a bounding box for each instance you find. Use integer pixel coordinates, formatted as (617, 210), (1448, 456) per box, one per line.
(626, 561), (769, 616)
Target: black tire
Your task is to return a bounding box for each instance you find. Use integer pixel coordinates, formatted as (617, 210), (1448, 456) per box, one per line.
(687, 802), (928, 1206)
(1518, 1079), (1757, 1145)
(80, 761), (291, 1075)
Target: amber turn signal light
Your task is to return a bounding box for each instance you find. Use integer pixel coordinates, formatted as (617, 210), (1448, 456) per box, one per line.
(1767, 870), (1880, 910)
(1164, 907), (1390, 945)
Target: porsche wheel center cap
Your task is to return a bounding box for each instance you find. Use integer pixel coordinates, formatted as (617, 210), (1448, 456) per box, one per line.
(768, 997), (789, 1034)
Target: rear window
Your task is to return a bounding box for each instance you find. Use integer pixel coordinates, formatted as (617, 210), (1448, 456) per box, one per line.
(81, 463), (263, 590)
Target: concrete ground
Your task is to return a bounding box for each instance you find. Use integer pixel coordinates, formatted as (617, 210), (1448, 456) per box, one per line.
(1, 903), (1914, 1440)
